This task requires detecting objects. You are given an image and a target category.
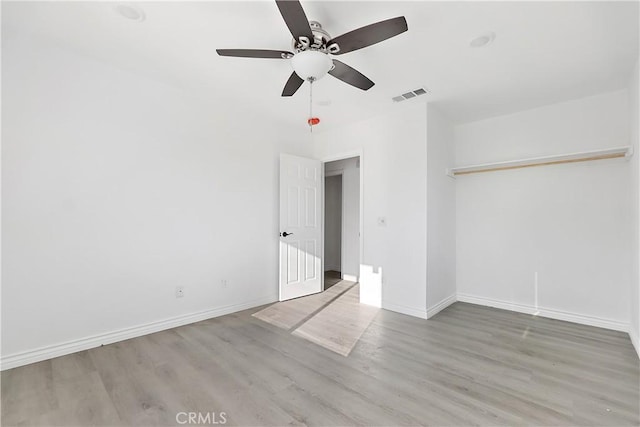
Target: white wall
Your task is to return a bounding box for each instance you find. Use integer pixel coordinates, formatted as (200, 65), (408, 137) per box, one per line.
(1, 35), (311, 368)
(455, 90), (633, 330)
(629, 59), (640, 357)
(325, 157), (360, 281)
(314, 104), (428, 317)
(425, 105), (456, 317)
(324, 175), (342, 272)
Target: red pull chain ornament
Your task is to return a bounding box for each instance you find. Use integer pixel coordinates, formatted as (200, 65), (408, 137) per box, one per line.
(308, 117), (320, 126)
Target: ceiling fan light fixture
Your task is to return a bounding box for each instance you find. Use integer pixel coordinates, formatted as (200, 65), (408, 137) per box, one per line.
(291, 50), (333, 81)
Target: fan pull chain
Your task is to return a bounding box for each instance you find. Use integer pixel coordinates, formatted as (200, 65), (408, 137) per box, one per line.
(309, 79), (313, 133)
(306, 77), (320, 131)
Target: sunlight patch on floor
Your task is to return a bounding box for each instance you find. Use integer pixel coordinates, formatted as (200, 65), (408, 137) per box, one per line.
(253, 282), (379, 357)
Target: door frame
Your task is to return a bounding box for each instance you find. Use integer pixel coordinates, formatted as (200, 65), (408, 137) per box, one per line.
(321, 149), (364, 290)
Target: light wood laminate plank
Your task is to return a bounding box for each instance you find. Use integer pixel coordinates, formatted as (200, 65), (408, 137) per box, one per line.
(2, 302), (638, 426)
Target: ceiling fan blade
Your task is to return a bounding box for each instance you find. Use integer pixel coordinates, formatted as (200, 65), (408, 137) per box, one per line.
(275, 0), (313, 41)
(328, 16), (408, 55)
(282, 72), (305, 97)
(329, 60), (374, 91)
(216, 49), (293, 59)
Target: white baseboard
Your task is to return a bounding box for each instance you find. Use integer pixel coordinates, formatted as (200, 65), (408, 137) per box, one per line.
(1, 294), (277, 371)
(343, 274), (358, 282)
(427, 294), (457, 319)
(457, 293), (629, 332)
(630, 324), (640, 359)
(382, 302), (428, 319)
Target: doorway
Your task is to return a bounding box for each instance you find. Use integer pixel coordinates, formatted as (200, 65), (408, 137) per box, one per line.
(323, 156), (360, 291)
(277, 153), (362, 302)
(268, 153), (376, 356)
(324, 173), (342, 290)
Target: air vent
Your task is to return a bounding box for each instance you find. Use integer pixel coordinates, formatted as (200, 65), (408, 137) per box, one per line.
(392, 87), (430, 102)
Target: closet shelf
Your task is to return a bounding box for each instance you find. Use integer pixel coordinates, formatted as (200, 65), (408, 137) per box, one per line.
(446, 146), (633, 178)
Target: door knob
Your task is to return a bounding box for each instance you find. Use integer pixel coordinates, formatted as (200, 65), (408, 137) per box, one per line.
(281, 232), (294, 237)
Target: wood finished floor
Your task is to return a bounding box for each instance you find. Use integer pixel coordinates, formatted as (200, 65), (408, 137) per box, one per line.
(2, 302), (639, 426)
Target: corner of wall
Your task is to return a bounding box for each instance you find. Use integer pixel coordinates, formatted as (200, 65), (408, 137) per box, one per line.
(426, 294), (457, 319)
(631, 57), (640, 359)
(425, 103), (457, 314)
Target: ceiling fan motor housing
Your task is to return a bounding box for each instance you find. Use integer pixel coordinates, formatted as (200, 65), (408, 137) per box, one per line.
(291, 21), (339, 54)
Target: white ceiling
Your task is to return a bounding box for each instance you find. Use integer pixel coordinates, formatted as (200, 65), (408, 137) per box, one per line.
(3, 1), (639, 131)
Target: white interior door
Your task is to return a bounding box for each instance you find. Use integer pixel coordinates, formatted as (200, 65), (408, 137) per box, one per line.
(279, 153), (323, 301)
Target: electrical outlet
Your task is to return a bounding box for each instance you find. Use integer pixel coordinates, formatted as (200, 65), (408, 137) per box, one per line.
(221, 279), (228, 289)
(175, 286), (184, 298)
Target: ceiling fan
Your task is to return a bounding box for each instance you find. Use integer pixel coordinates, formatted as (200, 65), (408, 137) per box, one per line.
(216, 1), (408, 97)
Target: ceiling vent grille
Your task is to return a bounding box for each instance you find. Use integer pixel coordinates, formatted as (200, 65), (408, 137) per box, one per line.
(392, 87), (430, 102)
